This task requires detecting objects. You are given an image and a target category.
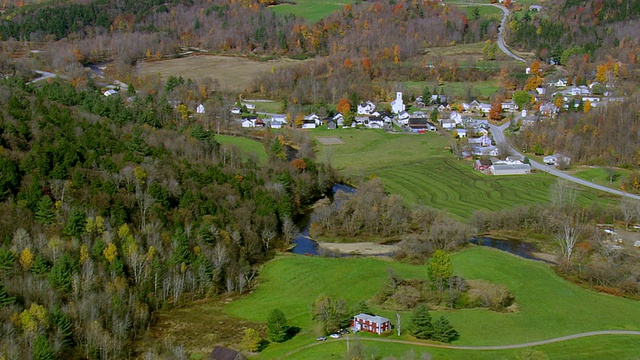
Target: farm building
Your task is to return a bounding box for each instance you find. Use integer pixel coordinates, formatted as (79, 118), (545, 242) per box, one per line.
(474, 159), (492, 172)
(490, 163), (532, 175)
(352, 314), (391, 334)
(209, 346), (246, 360)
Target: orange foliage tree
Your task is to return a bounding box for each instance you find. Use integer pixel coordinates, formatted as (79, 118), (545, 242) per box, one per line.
(336, 98), (351, 114)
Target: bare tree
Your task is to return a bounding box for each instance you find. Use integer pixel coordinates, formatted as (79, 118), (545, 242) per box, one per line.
(620, 196), (638, 229)
(551, 179), (577, 210)
(281, 216), (298, 246)
(555, 216), (583, 262)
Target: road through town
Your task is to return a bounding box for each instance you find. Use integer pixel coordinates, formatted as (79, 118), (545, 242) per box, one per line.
(489, 122), (640, 200)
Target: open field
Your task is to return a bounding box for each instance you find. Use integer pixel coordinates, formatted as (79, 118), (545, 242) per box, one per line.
(312, 128), (616, 219)
(216, 134), (268, 165)
(569, 166), (632, 191)
(242, 100), (284, 114)
(137, 55), (304, 92)
(404, 80), (500, 100)
(291, 335), (640, 359)
(269, 0), (348, 23)
(421, 42), (528, 70)
(222, 247), (640, 359)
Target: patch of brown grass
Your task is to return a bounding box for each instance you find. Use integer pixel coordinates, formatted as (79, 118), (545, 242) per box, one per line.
(136, 55), (305, 92)
(134, 296), (265, 359)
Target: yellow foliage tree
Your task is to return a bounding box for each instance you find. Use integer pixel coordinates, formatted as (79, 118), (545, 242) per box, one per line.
(295, 114), (304, 128)
(19, 247), (34, 270)
(103, 243), (118, 264)
(19, 303), (48, 334)
(79, 244), (89, 265)
(583, 100), (592, 113)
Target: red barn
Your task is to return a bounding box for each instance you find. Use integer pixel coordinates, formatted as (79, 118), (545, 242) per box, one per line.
(352, 314), (391, 334)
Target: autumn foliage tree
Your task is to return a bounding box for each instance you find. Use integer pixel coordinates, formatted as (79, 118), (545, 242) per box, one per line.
(336, 98), (351, 114)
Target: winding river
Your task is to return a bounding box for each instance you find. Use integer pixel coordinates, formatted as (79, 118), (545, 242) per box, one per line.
(291, 184), (550, 262)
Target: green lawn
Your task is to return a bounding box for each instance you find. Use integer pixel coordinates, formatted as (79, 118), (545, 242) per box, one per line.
(216, 134), (267, 165)
(312, 128), (615, 219)
(270, 0), (349, 23)
(243, 100), (283, 114)
(226, 248), (640, 359)
(570, 166), (631, 191)
(291, 335), (640, 359)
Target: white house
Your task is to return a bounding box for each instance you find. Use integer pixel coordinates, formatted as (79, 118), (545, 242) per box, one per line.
(271, 114), (287, 124)
(450, 111), (463, 125)
(230, 107), (242, 115)
(391, 92), (405, 114)
(304, 113), (322, 126)
(529, 5), (542, 11)
(455, 129), (467, 137)
(242, 102), (256, 111)
(196, 104), (205, 114)
(501, 101), (517, 112)
(479, 103), (492, 113)
(333, 113), (344, 127)
(270, 120), (284, 129)
(241, 119), (255, 128)
(544, 154), (570, 166)
(398, 111), (410, 125)
(357, 101), (376, 115)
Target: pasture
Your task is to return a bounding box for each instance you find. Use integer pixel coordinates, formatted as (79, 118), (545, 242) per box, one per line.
(404, 80), (500, 100)
(137, 55), (304, 92)
(224, 247), (640, 359)
(312, 128), (615, 219)
(216, 134), (268, 165)
(269, 0), (349, 23)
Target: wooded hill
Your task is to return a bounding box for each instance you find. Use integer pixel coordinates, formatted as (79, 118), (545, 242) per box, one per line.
(0, 77), (335, 359)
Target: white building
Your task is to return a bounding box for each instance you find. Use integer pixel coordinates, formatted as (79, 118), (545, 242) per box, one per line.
(196, 104), (205, 114)
(391, 92), (405, 114)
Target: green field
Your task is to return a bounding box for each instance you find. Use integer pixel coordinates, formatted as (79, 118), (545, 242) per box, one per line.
(216, 134), (268, 165)
(225, 247), (640, 359)
(270, 0), (348, 23)
(570, 166), (632, 191)
(404, 80), (500, 100)
(313, 128), (615, 219)
(243, 100), (284, 114)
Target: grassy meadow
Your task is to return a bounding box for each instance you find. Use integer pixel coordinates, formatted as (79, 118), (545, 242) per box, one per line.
(312, 128), (616, 219)
(224, 247), (640, 359)
(216, 134), (268, 165)
(404, 80), (500, 100)
(269, 0), (348, 23)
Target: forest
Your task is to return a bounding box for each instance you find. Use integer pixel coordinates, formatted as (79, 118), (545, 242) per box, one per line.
(0, 76), (336, 359)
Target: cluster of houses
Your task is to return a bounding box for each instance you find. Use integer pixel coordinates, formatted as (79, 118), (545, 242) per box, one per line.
(473, 156), (532, 175)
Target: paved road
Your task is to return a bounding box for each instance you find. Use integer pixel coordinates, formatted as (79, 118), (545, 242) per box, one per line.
(284, 330), (640, 357)
(27, 70), (57, 84)
(489, 122), (640, 200)
(491, 4), (526, 63)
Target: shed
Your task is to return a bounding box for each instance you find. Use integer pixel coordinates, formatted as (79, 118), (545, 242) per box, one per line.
(209, 346), (246, 360)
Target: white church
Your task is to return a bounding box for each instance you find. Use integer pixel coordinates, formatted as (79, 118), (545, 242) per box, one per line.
(391, 92), (405, 114)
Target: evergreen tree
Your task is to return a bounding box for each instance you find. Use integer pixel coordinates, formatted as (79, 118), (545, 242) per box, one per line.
(49, 253), (75, 294)
(0, 285), (15, 307)
(63, 208), (86, 237)
(51, 307), (74, 349)
(31, 255), (50, 275)
(35, 196), (56, 224)
(267, 308), (289, 342)
(410, 305), (433, 340)
(0, 245), (14, 275)
(32, 335), (54, 360)
(431, 316), (459, 343)
(352, 300), (371, 315)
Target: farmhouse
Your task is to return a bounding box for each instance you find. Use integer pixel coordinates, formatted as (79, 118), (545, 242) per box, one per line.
(352, 314), (391, 334)
(357, 101), (376, 115)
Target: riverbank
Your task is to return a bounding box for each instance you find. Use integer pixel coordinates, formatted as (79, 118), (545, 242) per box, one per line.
(317, 241), (399, 256)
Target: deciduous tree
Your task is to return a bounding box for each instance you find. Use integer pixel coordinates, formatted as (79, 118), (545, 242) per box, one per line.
(267, 308), (289, 342)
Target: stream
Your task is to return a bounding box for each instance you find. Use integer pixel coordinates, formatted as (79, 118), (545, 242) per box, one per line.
(291, 184), (550, 262)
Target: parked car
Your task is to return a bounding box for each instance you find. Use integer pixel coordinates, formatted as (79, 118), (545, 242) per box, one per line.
(316, 336), (327, 342)
(330, 333), (340, 339)
(339, 328), (350, 335)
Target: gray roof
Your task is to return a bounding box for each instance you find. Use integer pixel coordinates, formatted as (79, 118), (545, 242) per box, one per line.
(491, 164), (531, 171)
(354, 313), (390, 324)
